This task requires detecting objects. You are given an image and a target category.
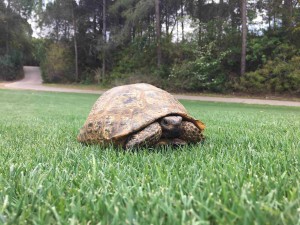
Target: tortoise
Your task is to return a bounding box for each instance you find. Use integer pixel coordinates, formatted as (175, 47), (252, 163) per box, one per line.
(77, 83), (205, 149)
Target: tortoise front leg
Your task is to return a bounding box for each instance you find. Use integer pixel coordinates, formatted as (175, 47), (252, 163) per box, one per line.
(180, 121), (204, 143)
(156, 138), (187, 147)
(125, 122), (162, 149)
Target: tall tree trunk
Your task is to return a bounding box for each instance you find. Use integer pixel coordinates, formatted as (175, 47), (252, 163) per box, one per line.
(5, 0), (11, 54)
(217, 0), (224, 42)
(282, 0), (293, 29)
(71, 3), (78, 82)
(241, 0), (247, 76)
(198, 21), (202, 45)
(176, 10), (179, 43)
(165, 4), (169, 36)
(155, 0), (161, 67)
(102, 0), (106, 77)
(132, 26), (136, 40)
(93, 13), (97, 37)
(267, 1), (271, 30)
(181, 0), (184, 41)
(229, 0), (236, 30)
(148, 15), (151, 44)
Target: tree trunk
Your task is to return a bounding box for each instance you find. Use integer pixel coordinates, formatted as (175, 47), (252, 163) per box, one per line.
(229, 0), (236, 30)
(181, 0), (184, 41)
(198, 21), (202, 45)
(217, 0), (224, 42)
(132, 26), (136, 40)
(93, 13), (97, 37)
(155, 0), (161, 67)
(241, 0), (247, 76)
(5, 0), (11, 54)
(71, 3), (78, 82)
(282, 0), (293, 29)
(165, 4), (169, 36)
(176, 10), (179, 43)
(102, 0), (106, 77)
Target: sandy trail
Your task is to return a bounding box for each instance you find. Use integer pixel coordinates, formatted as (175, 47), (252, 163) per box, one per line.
(3, 66), (300, 107)
(5, 66), (100, 94)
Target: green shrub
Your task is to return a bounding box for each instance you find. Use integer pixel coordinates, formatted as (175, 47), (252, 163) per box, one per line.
(40, 43), (75, 83)
(0, 51), (23, 81)
(240, 56), (300, 95)
(246, 35), (300, 71)
(246, 36), (280, 71)
(31, 38), (48, 66)
(169, 42), (230, 92)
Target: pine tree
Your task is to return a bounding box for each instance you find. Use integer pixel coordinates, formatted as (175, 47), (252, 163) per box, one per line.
(155, 0), (161, 67)
(241, 0), (247, 76)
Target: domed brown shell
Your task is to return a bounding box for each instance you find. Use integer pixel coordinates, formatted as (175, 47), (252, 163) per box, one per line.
(77, 83), (205, 147)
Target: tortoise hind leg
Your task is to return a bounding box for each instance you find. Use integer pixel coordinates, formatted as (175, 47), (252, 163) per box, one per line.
(180, 121), (204, 143)
(125, 122), (162, 149)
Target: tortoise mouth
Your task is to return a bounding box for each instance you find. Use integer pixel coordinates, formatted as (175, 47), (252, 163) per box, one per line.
(161, 128), (181, 138)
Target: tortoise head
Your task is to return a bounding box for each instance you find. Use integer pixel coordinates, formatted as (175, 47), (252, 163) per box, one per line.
(160, 116), (182, 138)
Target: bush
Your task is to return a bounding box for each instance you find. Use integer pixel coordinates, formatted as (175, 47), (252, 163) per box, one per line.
(168, 42), (230, 92)
(0, 51), (23, 81)
(239, 56), (300, 95)
(246, 36), (281, 71)
(40, 43), (75, 83)
(30, 38), (48, 66)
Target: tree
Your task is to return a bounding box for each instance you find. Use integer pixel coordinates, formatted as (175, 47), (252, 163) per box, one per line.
(282, 0), (293, 29)
(40, 0), (79, 81)
(241, 0), (247, 76)
(41, 0), (72, 41)
(0, 0), (33, 80)
(20, 0), (299, 95)
(70, 0), (79, 81)
(102, 0), (106, 77)
(180, 0), (184, 41)
(41, 42), (74, 82)
(155, 0), (161, 67)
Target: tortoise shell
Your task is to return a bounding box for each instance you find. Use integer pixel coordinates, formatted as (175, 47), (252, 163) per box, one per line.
(77, 83), (205, 147)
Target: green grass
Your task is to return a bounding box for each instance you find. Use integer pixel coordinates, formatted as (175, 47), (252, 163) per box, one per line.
(0, 89), (299, 225)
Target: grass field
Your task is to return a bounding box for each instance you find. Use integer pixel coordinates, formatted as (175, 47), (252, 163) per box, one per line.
(0, 89), (299, 225)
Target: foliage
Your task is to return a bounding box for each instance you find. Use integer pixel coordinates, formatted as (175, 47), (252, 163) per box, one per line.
(0, 52), (23, 80)
(246, 36), (281, 71)
(30, 38), (48, 66)
(239, 56), (300, 95)
(290, 23), (300, 47)
(238, 38), (300, 95)
(169, 42), (230, 92)
(1, 89), (300, 224)
(111, 38), (157, 75)
(2, 0), (300, 95)
(246, 34), (299, 70)
(40, 0), (76, 41)
(40, 42), (75, 83)
(0, 0), (33, 80)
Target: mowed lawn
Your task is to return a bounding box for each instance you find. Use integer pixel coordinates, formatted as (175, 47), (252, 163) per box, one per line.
(0, 89), (299, 225)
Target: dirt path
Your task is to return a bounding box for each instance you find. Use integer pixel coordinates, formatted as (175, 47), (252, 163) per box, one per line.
(2, 66), (300, 107)
(4, 66), (100, 94)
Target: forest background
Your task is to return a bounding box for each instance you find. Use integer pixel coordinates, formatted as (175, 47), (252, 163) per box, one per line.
(0, 0), (299, 95)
